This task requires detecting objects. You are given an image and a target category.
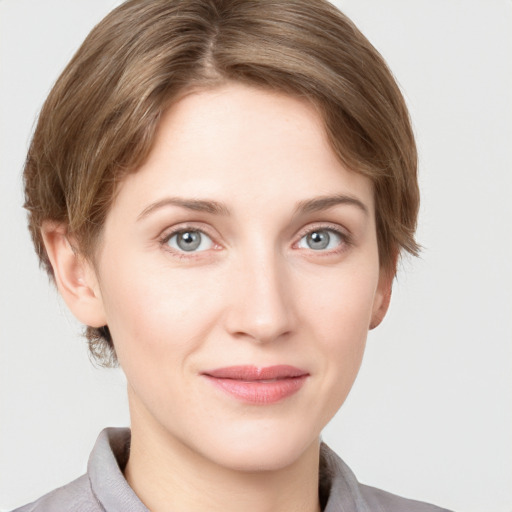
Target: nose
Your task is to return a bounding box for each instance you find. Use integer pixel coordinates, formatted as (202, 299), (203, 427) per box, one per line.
(223, 250), (296, 344)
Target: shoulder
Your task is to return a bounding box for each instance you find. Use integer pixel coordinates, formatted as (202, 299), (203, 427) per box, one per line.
(359, 483), (452, 512)
(11, 474), (102, 512)
(11, 428), (146, 512)
(320, 442), (453, 512)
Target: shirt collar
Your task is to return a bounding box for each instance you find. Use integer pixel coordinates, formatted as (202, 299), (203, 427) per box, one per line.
(320, 441), (370, 512)
(88, 428), (148, 511)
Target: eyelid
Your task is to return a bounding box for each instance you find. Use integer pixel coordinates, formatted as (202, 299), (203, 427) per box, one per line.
(295, 222), (350, 239)
(158, 223), (222, 255)
(157, 221), (352, 258)
(293, 222), (352, 252)
(160, 223), (199, 238)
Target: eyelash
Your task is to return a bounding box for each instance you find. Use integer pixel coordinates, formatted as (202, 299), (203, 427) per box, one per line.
(295, 223), (352, 255)
(158, 223), (218, 259)
(158, 223), (352, 258)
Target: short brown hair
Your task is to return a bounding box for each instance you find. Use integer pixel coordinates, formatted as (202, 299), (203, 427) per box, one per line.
(24, 0), (419, 366)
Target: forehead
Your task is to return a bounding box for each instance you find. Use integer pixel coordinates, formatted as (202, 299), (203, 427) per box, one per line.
(110, 83), (374, 220)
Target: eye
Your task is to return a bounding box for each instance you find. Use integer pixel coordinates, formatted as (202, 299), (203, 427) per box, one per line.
(166, 230), (214, 253)
(297, 228), (344, 251)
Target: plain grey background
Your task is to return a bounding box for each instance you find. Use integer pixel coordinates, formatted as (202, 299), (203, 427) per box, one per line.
(1, 1), (511, 511)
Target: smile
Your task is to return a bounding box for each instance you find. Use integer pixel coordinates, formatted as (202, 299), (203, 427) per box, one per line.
(201, 365), (309, 405)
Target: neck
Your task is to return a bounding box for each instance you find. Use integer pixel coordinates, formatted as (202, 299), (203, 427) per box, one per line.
(124, 403), (322, 512)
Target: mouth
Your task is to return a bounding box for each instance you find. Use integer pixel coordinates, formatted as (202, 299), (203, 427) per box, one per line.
(201, 365), (309, 404)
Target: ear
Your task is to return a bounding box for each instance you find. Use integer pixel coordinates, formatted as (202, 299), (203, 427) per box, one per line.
(41, 222), (107, 328)
(369, 258), (397, 330)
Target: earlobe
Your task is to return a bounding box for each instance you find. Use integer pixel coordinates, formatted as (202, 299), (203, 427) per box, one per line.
(41, 222), (107, 328)
(369, 260), (396, 330)
(369, 276), (392, 330)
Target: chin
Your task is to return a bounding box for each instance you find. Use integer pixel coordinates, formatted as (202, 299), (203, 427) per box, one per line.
(193, 424), (320, 473)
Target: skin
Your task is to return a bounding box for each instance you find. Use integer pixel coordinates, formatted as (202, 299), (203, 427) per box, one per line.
(43, 83), (392, 512)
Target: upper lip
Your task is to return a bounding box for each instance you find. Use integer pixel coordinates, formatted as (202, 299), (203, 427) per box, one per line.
(202, 365), (309, 381)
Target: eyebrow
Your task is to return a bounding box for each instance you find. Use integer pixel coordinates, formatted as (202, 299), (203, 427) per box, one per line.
(293, 194), (369, 216)
(137, 193), (368, 221)
(137, 197), (230, 221)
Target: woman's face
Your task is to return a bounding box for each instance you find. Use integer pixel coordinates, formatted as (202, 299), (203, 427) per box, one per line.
(91, 83), (389, 471)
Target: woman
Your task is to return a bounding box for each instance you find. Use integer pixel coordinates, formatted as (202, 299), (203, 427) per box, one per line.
(13, 0), (451, 510)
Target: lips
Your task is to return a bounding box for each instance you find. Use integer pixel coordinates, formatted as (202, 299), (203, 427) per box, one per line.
(201, 365), (309, 404)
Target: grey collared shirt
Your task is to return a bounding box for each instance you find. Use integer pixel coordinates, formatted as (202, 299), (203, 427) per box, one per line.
(13, 428), (452, 512)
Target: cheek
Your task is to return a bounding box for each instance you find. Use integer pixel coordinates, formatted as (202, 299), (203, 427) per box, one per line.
(98, 255), (223, 366)
(301, 259), (379, 342)
(298, 260), (379, 405)
(97, 259), (229, 420)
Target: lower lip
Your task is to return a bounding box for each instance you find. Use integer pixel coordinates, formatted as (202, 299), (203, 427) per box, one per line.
(203, 375), (308, 404)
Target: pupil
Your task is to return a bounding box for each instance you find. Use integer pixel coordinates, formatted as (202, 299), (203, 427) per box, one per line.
(308, 231), (329, 250)
(178, 231), (201, 251)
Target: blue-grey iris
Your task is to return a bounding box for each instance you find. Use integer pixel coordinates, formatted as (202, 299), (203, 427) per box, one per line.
(307, 230), (330, 250)
(177, 231), (201, 251)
